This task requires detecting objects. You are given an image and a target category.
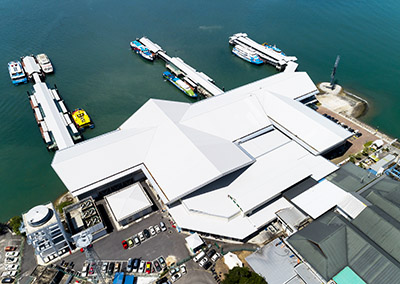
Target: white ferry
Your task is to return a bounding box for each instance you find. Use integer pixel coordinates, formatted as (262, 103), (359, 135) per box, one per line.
(7, 61), (28, 85)
(232, 45), (263, 65)
(36, 54), (54, 73)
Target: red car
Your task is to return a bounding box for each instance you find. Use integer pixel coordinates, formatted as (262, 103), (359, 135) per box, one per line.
(145, 262), (151, 274)
(122, 240), (128, 249)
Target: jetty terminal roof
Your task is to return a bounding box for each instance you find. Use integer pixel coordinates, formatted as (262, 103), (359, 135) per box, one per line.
(52, 72), (351, 235)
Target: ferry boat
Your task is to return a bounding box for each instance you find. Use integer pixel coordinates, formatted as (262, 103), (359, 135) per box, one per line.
(7, 61), (28, 85)
(71, 108), (94, 130)
(232, 45), (263, 65)
(36, 53), (54, 73)
(163, 71), (198, 98)
(130, 40), (155, 61)
(262, 43), (286, 56)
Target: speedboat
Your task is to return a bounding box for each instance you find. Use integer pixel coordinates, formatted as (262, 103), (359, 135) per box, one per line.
(71, 108), (94, 130)
(36, 54), (54, 73)
(130, 40), (155, 61)
(7, 61), (28, 85)
(232, 45), (263, 65)
(163, 71), (198, 98)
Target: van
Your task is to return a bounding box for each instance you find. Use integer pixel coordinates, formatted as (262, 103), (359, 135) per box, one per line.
(193, 251), (205, 262)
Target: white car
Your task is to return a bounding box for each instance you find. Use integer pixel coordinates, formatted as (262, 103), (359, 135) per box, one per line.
(5, 257), (18, 264)
(180, 264), (187, 274)
(138, 232), (145, 242)
(9, 271), (17, 277)
(1, 271), (9, 277)
(211, 252), (220, 262)
(160, 221), (167, 231)
(199, 257), (208, 267)
(5, 251), (19, 257)
(6, 264), (19, 271)
(154, 225), (161, 233)
(138, 260), (146, 273)
(149, 226), (156, 236)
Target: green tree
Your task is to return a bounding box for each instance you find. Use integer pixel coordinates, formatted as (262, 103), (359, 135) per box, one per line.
(223, 266), (267, 284)
(8, 216), (23, 235)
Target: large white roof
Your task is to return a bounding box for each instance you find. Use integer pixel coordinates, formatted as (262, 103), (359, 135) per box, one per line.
(105, 183), (152, 222)
(52, 72), (349, 208)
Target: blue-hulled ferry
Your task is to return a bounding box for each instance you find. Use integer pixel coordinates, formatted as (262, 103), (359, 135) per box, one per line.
(8, 61), (28, 85)
(130, 40), (155, 61)
(163, 71), (198, 98)
(232, 45), (263, 65)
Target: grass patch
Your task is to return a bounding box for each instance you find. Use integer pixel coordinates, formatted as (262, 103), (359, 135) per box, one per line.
(56, 200), (74, 214)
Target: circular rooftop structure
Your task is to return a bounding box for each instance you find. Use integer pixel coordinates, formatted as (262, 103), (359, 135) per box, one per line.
(26, 205), (53, 227)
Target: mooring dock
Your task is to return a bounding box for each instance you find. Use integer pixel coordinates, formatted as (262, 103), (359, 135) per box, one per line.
(26, 63), (81, 151)
(136, 37), (224, 97)
(229, 33), (298, 71)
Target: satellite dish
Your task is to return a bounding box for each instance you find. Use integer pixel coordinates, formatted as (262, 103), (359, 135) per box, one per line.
(76, 233), (93, 249)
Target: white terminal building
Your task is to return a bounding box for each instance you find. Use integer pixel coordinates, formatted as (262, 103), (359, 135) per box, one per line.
(22, 203), (72, 263)
(51, 72), (354, 241)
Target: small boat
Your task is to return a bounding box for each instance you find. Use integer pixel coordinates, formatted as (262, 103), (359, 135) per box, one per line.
(262, 43), (286, 56)
(130, 40), (155, 61)
(7, 61), (28, 85)
(71, 108), (94, 130)
(232, 45), (263, 65)
(163, 71), (198, 98)
(36, 53), (54, 73)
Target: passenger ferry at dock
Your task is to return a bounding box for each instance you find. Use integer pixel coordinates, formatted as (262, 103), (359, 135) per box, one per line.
(36, 53), (54, 74)
(163, 71), (198, 98)
(71, 108), (94, 130)
(262, 43), (286, 56)
(231, 45), (263, 65)
(130, 40), (155, 61)
(7, 61), (28, 85)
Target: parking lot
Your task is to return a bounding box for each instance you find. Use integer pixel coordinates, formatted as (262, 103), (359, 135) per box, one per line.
(0, 232), (23, 282)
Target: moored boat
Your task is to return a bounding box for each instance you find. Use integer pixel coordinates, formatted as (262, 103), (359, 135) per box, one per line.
(130, 40), (155, 61)
(36, 53), (54, 73)
(163, 71), (198, 98)
(262, 43), (286, 56)
(7, 61), (28, 85)
(71, 108), (94, 130)
(232, 45), (263, 65)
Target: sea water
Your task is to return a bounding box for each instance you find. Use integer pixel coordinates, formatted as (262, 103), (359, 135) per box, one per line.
(0, 0), (399, 220)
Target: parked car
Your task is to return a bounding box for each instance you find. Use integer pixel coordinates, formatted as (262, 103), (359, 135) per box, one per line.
(133, 258), (140, 272)
(153, 260), (161, 272)
(5, 264), (18, 271)
(193, 251), (205, 262)
(134, 236), (140, 245)
(207, 249), (216, 258)
(121, 240), (128, 249)
(1, 278), (14, 283)
(154, 225), (161, 233)
(138, 232), (145, 242)
(211, 253), (220, 262)
(127, 238), (134, 248)
(180, 264), (187, 274)
(203, 261), (212, 270)
(169, 267), (180, 275)
(156, 277), (170, 284)
(149, 226), (156, 236)
(101, 262), (108, 273)
(199, 257), (208, 267)
(81, 263), (88, 277)
(126, 258), (133, 272)
(107, 262), (115, 276)
(160, 221), (167, 231)
(5, 257), (17, 264)
(4, 247), (17, 252)
(139, 260), (146, 273)
(171, 272), (182, 282)
(145, 262), (152, 274)
(158, 256), (166, 268)
(143, 229), (151, 239)
(114, 262), (120, 273)
(5, 252), (19, 258)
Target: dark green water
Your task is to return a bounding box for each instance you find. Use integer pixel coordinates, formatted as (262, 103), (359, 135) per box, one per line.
(1, 0), (400, 221)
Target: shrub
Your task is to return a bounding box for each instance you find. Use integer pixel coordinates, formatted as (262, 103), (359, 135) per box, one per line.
(8, 216), (23, 235)
(223, 266), (267, 284)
